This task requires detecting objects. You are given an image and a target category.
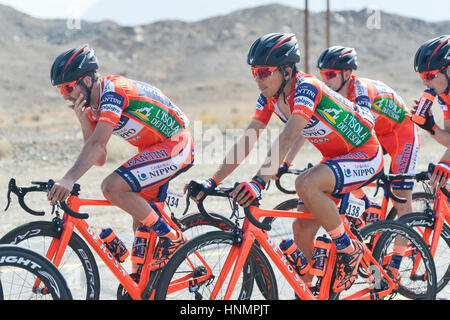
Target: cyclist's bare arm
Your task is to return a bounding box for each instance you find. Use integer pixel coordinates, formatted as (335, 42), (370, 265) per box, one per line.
(284, 134), (306, 166)
(256, 115), (307, 183)
(214, 119), (267, 182)
(47, 122), (113, 205)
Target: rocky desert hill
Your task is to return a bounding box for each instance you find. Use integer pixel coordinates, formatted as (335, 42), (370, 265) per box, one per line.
(0, 3), (448, 175)
(0, 4), (449, 117)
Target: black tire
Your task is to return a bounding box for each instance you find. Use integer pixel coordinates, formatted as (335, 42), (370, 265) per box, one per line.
(386, 192), (435, 220)
(356, 220), (437, 300)
(0, 221), (100, 300)
(154, 230), (278, 300)
(0, 245), (73, 300)
(396, 211), (450, 293)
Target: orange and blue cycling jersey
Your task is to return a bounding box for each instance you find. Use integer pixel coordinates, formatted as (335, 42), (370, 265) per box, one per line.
(438, 93), (450, 120)
(87, 75), (194, 201)
(252, 71), (383, 196)
(253, 71), (378, 159)
(346, 75), (420, 190)
(87, 75), (190, 151)
(346, 75), (411, 136)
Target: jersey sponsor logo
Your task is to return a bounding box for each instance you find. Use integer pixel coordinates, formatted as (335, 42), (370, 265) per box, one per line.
(131, 162), (179, 186)
(355, 95), (372, 110)
(256, 94), (267, 111)
(126, 149), (170, 167)
(302, 117), (332, 138)
(127, 100), (184, 139)
(294, 96), (315, 111)
(295, 83), (318, 101)
(316, 99), (371, 147)
(372, 96), (406, 123)
(397, 143), (413, 174)
(113, 116), (144, 140)
(342, 163), (376, 178)
(100, 91), (125, 116)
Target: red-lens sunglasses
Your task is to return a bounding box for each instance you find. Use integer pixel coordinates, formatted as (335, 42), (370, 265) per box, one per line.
(251, 66), (279, 79)
(319, 69), (342, 80)
(419, 69), (440, 81)
(57, 78), (83, 95)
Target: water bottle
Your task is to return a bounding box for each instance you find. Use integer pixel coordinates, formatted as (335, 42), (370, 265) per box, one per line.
(99, 228), (129, 262)
(412, 89), (437, 125)
(310, 235), (332, 277)
(131, 226), (151, 265)
(279, 238), (310, 275)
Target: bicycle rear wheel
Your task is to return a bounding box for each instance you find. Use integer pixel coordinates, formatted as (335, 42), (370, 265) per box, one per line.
(0, 245), (72, 300)
(329, 220), (436, 300)
(154, 230), (278, 300)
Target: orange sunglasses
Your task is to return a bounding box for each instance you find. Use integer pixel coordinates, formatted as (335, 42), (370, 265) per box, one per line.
(419, 69), (441, 81)
(57, 78), (82, 95)
(251, 66), (279, 79)
(319, 69), (342, 80)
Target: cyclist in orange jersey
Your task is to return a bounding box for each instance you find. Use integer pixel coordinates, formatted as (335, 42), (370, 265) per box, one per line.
(191, 33), (383, 293)
(413, 35), (450, 189)
(47, 44), (194, 273)
(316, 45), (421, 281)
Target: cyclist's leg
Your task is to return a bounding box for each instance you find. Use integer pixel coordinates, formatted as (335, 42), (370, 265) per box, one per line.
(299, 143), (384, 292)
(378, 121), (420, 275)
(379, 120), (420, 218)
(102, 129), (194, 270)
(292, 202), (321, 287)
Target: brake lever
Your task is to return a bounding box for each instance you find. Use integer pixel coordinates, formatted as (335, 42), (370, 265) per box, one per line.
(373, 177), (382, 198)
(4, 180), (13, 211)
(182, 191), (191, 216)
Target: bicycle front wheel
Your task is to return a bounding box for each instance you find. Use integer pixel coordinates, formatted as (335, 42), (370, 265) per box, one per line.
(154, 230), (278, 300)
(0, 245), (72, 300)
(0, 221), (100, 300)
(396, 211), (450, 293)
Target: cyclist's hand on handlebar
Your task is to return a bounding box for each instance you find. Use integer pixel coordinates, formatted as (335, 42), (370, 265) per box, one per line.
(430, 159), (450, 189)
(184, 177), (218, 203)
(47, 178), (74, 206)
(230, 177), (264, 208)
(273, 160), (290, 180)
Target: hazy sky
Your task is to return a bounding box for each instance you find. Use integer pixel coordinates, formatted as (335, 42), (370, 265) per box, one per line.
(0, 0), (448, 25)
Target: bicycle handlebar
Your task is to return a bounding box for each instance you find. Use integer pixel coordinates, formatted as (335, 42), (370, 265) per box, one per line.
(275, 163), (313, 194)
(5, 178), (89, 219)
(380, 163), (450, 200)
(186, 180), (271, 231)
(277, 162), (450, 202)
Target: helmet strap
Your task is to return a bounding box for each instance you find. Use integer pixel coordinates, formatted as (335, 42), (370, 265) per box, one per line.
(274, 65), (290, 102)
(336, 72), (349, 93)
(78, 72), (96, 107)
